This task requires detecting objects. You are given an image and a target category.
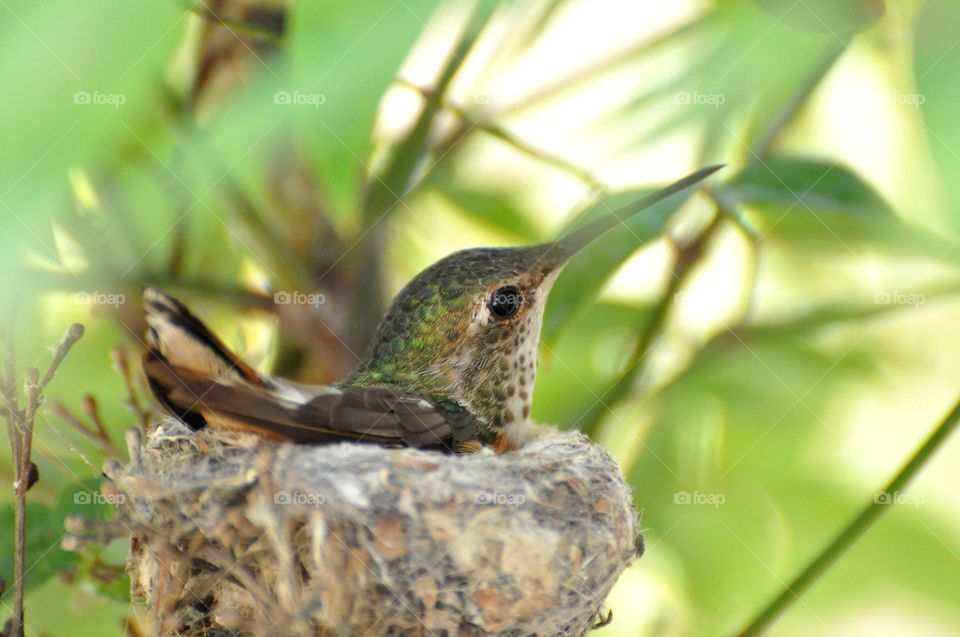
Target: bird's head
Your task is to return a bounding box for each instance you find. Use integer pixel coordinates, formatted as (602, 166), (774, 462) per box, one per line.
(346, 165), (723, 434)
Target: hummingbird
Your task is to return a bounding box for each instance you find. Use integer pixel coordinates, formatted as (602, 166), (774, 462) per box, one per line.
(142, 165), (722, 453)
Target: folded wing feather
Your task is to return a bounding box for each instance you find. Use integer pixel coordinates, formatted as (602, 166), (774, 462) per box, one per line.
(141, 287), (456, 450)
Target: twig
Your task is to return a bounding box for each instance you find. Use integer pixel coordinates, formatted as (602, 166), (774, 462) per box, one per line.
(751, 43), (845, 158)
(111, 346), (153, 433)
(578, 211), (724, 436)
(0, 328), (24, 637)
(494, 14), (705, 119)
(178, 0), (285, 42)
(19, 366), (40, 483)
(2, 328), (20, 462)
(350, 7), (494, 347)
(82, 396), (110, 441)
(0, 323), (85, 637)
(395, 78), (605, 193)
(50, 400), (123, 459)
(734, 394), (960, 636)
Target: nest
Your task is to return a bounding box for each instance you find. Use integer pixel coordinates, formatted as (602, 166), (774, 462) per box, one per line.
(101, 421), (642, 636)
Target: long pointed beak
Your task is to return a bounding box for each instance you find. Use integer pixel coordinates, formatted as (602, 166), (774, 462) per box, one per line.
(539, 163), (724, 270)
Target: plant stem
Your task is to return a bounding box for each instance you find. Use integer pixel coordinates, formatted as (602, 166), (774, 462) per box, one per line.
(751, 42), (846, 157)
(12, 491), (25, 637)
(396, 78), (604, 192)
(579, 212), (722, 436)
(1, 324), (84, 637)
(349, 6), (493, 349)
(735, 394), (960, 637)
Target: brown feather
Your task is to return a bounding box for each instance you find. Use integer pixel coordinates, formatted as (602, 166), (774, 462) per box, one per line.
(141, 290), (456, 450)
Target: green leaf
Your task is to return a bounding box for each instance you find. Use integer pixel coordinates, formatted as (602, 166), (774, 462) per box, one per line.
(287, 0), (445, 218)
(718, 157), (956, 259)
(603, 0), (876, 158)
(721, 157), (893, 216)
(433, 182), (544, 244)
(534, 301), (653, 426)
(0, 0), (182, 243)
(914, 0), (960, 236)
(0, 493), (86, 596)
(542, 185), (699, 346)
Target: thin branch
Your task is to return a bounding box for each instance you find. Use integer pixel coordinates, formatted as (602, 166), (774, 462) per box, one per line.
(495, 15), (705, 119)
(579, 211), (724, 436)
(83, 396), (109, 440)
(39, 324), (84, 392)
(0, 326), (24, 637)
(0, 323), (84, 637)
(50, 399), (123, 459)
(19, 367), (40, 476)
(751, 43), (846, 158)
(349, 7), (494, 347)
(2, 328), (21, 456)
(735, 394), (960, 636)
(111, 346), (152, 433)
(179, 0), (285, 42)
(396, 78), (605, 192)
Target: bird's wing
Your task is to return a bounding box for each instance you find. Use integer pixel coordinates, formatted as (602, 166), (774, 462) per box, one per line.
(143, 286), (268, 387)
(141, 287), (457, 450)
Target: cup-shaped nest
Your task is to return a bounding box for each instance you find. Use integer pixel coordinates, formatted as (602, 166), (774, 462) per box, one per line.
(105, 421), (641, 636)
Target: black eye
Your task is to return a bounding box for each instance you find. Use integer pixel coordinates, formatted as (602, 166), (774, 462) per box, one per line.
(488, 286), (523, 319)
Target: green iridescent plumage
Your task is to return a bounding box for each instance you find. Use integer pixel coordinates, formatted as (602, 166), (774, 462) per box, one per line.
(338, 164), (724, 446)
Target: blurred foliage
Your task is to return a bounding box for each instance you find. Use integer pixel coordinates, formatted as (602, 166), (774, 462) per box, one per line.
(2, 0), (960, 636)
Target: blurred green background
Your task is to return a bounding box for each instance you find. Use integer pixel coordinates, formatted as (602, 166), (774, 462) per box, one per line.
(2, 0), (960, 635)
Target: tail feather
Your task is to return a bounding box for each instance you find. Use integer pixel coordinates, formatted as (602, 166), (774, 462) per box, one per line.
(141, 287), (460, 450)
(143, 286), (267, 430)
(143, 286), (265, 388)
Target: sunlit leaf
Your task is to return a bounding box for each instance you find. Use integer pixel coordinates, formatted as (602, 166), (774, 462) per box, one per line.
(535, 301), (653, 426)
(433, 181), (543, 243)
(719, 157), (956, 259)
(721, 156), (893, 215)
(914, 0), (960, 236)
(287, 0), (445, 218)
(543, 185), (701, 346)
(603, 0), (879, 158)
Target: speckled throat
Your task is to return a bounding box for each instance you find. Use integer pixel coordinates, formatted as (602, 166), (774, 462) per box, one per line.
(466, 307), (541, 432)
(340, 245), (561, 445)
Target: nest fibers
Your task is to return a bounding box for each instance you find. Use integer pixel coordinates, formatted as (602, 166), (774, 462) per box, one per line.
(102, 420), (641, 636)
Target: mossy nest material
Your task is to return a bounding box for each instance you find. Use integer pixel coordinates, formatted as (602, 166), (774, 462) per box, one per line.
(105, 420), (642, 636)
